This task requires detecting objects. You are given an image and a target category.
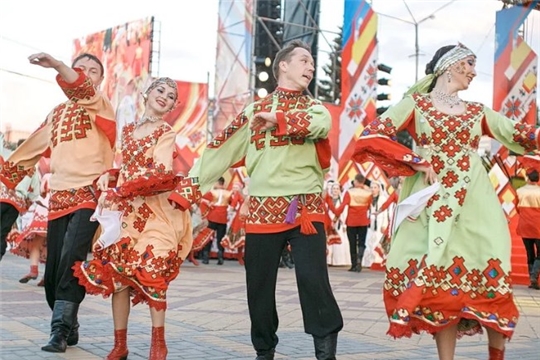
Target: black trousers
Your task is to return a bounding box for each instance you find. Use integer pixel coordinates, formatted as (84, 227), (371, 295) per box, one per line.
(44, 209), (98, 310)
(522, 237), (540, 272)
(346, 225), (368, 263)
(245, 222), (343, 353)
(1, 202), (19, 258)
(205, 221), (227, 255)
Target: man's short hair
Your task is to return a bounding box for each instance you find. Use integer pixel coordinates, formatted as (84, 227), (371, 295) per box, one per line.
(528, 169), (539, 183)
(354, 173), (365, 184)
(72, 53), (104, 77)
(218, 177), (225, 185)
(272, 39), (311, 80)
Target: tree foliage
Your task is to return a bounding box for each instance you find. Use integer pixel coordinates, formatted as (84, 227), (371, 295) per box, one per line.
(317, 27), (342, 104)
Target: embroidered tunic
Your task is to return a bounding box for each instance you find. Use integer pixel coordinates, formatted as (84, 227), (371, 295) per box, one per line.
(353, 93), (540, 339)
(169, 88), (332, 233)
(0, 69), (116, 220)
(73, 123), (193, 310)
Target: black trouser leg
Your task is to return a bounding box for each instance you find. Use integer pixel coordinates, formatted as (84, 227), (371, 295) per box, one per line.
(45, 209), (98, 310)
(289, 223), (343, 338)
(347, 226), (359, 270)
(45, 217), (70, 310)
(0, 202), (19, 259)
(530, 239), (540, 283)
(523, 238), (536, 278)
(357, 226), (368, 271)
(214, 222), (227, 264)
(55, 209), (98, 304)
(245, 231), (286, 354)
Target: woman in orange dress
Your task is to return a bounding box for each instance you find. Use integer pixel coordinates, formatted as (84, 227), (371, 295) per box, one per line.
(73, 78), (192, 360)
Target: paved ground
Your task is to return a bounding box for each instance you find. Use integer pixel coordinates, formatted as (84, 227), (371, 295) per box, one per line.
(0, 253), (538, 360)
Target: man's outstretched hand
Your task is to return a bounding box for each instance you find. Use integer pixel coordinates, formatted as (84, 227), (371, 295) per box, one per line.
(250, 112), (277, 132)
(28, 53), (62, 69)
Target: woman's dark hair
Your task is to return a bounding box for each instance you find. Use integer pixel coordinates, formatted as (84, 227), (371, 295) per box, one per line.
(71, 53), (104, 77)
(425, 45), (456, 92)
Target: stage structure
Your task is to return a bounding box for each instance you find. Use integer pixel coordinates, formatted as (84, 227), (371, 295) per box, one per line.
(213, 0), (254, 138)
(490, 0), (539, 284)
(282, 0), (320, 96)
(72, 16), (156, 149)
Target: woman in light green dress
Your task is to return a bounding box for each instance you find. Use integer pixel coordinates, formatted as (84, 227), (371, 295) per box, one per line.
(353, 43), (539, 360)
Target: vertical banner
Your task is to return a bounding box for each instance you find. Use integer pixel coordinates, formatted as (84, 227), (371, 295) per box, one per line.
(490, 1), (538, 219)
(335, 0), (380, 187)
(163, 81), (209, 176)
(214, 0), (254, 135)
(490, 0), (538, 285)
(72, 17), (154, 147)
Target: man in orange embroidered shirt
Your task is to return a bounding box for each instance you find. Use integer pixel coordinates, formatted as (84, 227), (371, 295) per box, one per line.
(516, 169), (540, 290)
(201, 177), (232, 265)
(0, 52), (116, 352)
(329, 173), (372, 272)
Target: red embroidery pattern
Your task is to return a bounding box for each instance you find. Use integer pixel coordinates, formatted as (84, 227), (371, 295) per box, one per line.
(62, 77), (95, 102)
(441, 171), (459, 188)
(0, 161), (33, 189)
(49, 186), (95, 215)
(433, 205), (452, 222)
(284, 112), (311, 137)
(50, 103), (93, 146)
(361, 117), (398, 140)
(456, 155), (470, 171)
(454, 188), (467, 206)
(385, 256), (518, 337)
(426, 194), (440, 208)
(430, 155), (444, 173)
(250, 90), (316, 149)
(512, 123), (537, 153)
(209, 112), (249, 149)
(248, 193), (325, 225)
(0, 183), (28, 212)
(171, 177), (202, 209)
(79, 240), (184, 309)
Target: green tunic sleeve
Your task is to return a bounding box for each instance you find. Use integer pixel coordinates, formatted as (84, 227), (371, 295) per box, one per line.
(188, 104), (253, 193)
(275, 100), (331, 139)
(482, 106), (540, 154)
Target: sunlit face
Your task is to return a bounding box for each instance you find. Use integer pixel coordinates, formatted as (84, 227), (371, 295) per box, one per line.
(146, 84), (177, 115)
(370, 182), (381, 196)
(331, 184), (341, 198)
(279, 47), (315, 91)
(450, 55), (476, 90)
(73, 57), (103, 87)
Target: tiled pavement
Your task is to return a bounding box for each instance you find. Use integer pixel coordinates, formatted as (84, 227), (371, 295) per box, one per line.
(0, 254), (538, 360)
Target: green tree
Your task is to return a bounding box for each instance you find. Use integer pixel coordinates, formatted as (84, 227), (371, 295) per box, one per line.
(317, 27), (342, 104)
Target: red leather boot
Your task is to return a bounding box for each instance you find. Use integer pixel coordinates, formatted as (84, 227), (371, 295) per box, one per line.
(149, 326), (167, 360)
(106, 329), (129, 360)
(489, 346), (505, 360)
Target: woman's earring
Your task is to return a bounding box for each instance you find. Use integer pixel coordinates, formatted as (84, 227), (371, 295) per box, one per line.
(446, 71), (452, 83)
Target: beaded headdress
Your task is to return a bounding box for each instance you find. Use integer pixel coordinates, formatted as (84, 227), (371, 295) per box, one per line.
(433, 42), (475, 77)
(404, 42), (476, 97)
(144, 77), (178, 101)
